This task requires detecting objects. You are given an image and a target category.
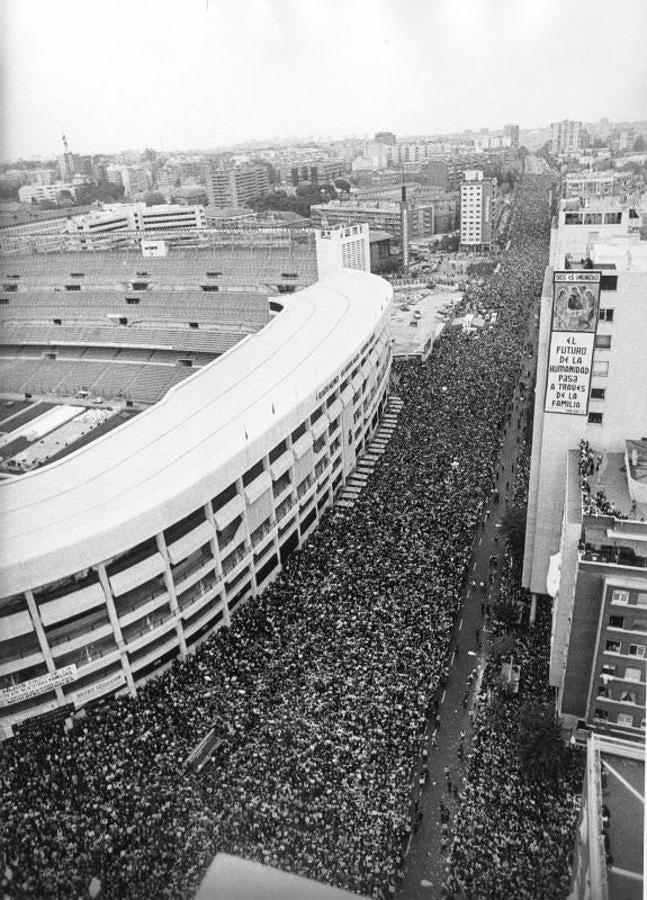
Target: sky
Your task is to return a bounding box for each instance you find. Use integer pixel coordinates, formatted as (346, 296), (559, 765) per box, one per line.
(1, 0), (647, 161)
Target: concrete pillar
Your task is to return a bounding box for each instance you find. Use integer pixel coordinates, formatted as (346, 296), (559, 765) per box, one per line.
(97, 564), (136, 697)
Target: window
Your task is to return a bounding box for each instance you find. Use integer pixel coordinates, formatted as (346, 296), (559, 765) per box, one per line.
(70, 272), (85, 278)
(200, 285), (219, 292)
(599, 308), (614, 322)
(629, 644), (646, 657)
(53, 318), (62, 326)
(189, 322), (199, 330)
(588, 412), (603, 425)
(592, 360), (609, 377)
(637, 593), (647, 607)
(242, 460), (264, 487)
(2, 283), (18, 292)
(118, 317), (128, 326)
(594, 335), (611, 350)
(601, 663), (616, 676)
(605, 640), (621, 653)
(594, 708), (609, 720)
(620, 690), (637, 704)
(609, 615), (624, 629)
(64, 284), (81, 291)
(126, 297), (140, 305)
(600, 275), (618, 291)
(291, 422), (306, 443)
(205, 271), (222, 277)
(617, 713), (634, 727)
(131, 282), (149, 291)
(590, 388), (605, 400)
(633, 619), (647, 633)
(269, 440), (288, 464)
(612, 589), (629, 605)
(624, 667), (642, 682)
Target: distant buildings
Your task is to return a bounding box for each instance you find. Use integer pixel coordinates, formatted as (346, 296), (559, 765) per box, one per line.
(459, 170), (496, 251)
(65, 203), (206, 250)
(311, 194), (459, 243)
(205, 163), (270, 207)
(551, 119), (582, 156)
(17, 182), (78, 205)
(374, 131), (396, 146)
(290, 159), (345, 187)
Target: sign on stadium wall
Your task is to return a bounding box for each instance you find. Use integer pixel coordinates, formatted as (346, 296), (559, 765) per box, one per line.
(73, 671), (126, 708)
(0, 664), (77, 707)
(544, 270), (601, 416)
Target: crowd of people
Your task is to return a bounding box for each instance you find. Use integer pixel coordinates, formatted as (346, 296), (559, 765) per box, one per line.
(441, 450), (584, 899)
(1, 175), (559, 900)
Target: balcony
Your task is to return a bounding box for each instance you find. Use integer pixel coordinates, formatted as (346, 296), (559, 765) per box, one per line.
(123, 615), (176, 654)
(275, 495), (294, 523)
(50, 622), (114, 658)
(178, 576), (221, 614)
(173, 556), (217, 597)
(118, 591), (170, 628)
(0, 648), (44, 678)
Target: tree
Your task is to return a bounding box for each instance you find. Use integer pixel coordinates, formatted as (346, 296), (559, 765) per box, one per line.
(143, 191), (166, 207)
(518, 702), (567, 783)
(501, 504), (526, 563)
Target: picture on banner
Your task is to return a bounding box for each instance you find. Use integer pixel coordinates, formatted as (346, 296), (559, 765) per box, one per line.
(544, 271), (601, 416)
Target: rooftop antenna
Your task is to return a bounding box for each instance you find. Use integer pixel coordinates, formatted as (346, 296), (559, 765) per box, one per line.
(62, 132), (70, 154)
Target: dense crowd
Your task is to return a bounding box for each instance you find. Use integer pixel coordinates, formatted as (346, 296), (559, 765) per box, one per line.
(441, 447), (584, 900)
(1, 175), (554, 900)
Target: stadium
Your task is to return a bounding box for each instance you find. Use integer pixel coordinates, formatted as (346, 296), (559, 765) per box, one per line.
(0, 247), (393, 735)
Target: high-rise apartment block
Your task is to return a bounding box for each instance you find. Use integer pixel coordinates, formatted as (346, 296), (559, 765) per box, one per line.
(459, 170), (496, 250)
(551, 119), (582, 156)
(205, 163), (269, 208)
(523, 196), (647, 742)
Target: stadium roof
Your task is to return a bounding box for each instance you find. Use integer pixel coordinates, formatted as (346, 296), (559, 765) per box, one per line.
(0, 269), (391, 594)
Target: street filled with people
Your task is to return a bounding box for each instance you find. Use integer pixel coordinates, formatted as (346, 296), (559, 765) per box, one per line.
(0, 175), (578, 900)
(441, 451), (584, 900)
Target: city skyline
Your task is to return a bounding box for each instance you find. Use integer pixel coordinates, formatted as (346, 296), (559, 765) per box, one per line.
(2, 0), (647, 161)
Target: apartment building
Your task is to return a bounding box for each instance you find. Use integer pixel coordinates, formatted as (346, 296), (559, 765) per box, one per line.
(551, 120), (583, 156)
(290, 159), (345, 187)
(205, 163), (270, 208)
(459, 170), (496, 250)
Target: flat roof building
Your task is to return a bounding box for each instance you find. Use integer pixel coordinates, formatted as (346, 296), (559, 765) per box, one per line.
(524, 206), (647, 601)
(205, 163), (270, 208)
(459, 170), (496, 251)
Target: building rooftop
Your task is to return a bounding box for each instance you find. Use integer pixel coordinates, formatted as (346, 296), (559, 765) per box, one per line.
(579, 443), (647, 521)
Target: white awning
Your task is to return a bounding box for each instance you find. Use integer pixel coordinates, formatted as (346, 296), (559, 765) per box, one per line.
(40, 581), (106, 626)
(292, 432), (313, 459)
(311, 416), (328, 440)
(213, 494), (245, 531)
(109, 553), (166, 597)
(166, 519), (214, 566)
(270, 450), (294, 481)
(244, 471), (272, 505)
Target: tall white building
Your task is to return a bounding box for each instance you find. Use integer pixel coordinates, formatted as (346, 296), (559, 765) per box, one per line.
(459, 170), (496, 251)
(551, 120), (582, 156)
(524, 200), (647, 600)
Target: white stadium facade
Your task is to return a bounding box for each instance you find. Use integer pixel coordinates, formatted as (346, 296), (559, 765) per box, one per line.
(0, 248), (392, 736)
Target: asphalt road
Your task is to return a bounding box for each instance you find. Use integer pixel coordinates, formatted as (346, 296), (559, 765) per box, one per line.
(397, 331), (538, 899)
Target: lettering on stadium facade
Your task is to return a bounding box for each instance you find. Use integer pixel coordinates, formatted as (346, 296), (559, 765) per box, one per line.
(544, 270), (601, 416)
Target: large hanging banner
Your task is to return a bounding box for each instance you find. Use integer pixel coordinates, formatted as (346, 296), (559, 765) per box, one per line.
(544, 270), (601, 415)
(0, 665), (77, 707)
